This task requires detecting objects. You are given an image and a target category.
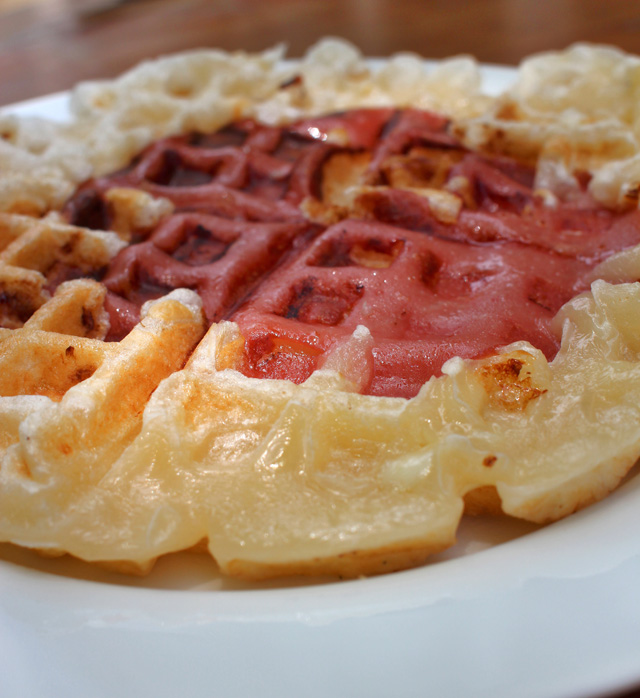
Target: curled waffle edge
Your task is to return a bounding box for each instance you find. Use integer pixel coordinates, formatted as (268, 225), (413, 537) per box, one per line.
(2, 278), (640, 578)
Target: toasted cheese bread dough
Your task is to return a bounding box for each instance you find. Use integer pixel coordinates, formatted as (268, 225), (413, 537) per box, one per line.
(1, 39), (640, 579)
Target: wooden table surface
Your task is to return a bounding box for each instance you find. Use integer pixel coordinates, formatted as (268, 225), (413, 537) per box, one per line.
(1, 1), (640, 696)
(3, 0), (640, 107)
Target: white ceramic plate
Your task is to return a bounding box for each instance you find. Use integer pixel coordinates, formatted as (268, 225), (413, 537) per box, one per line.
(1, 63), (640, 698)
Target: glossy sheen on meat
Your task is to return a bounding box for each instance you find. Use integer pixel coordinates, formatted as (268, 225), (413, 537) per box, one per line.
(64, 108), (640, 397)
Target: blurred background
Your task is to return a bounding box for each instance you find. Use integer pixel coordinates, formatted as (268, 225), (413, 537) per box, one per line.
(2, 0), (640, 106)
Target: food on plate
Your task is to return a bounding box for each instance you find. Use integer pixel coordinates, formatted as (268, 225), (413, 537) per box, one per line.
(1, 39), (640, 580)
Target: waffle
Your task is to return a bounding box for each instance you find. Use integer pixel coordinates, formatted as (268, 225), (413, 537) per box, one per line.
(2, 39), (640, 579)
